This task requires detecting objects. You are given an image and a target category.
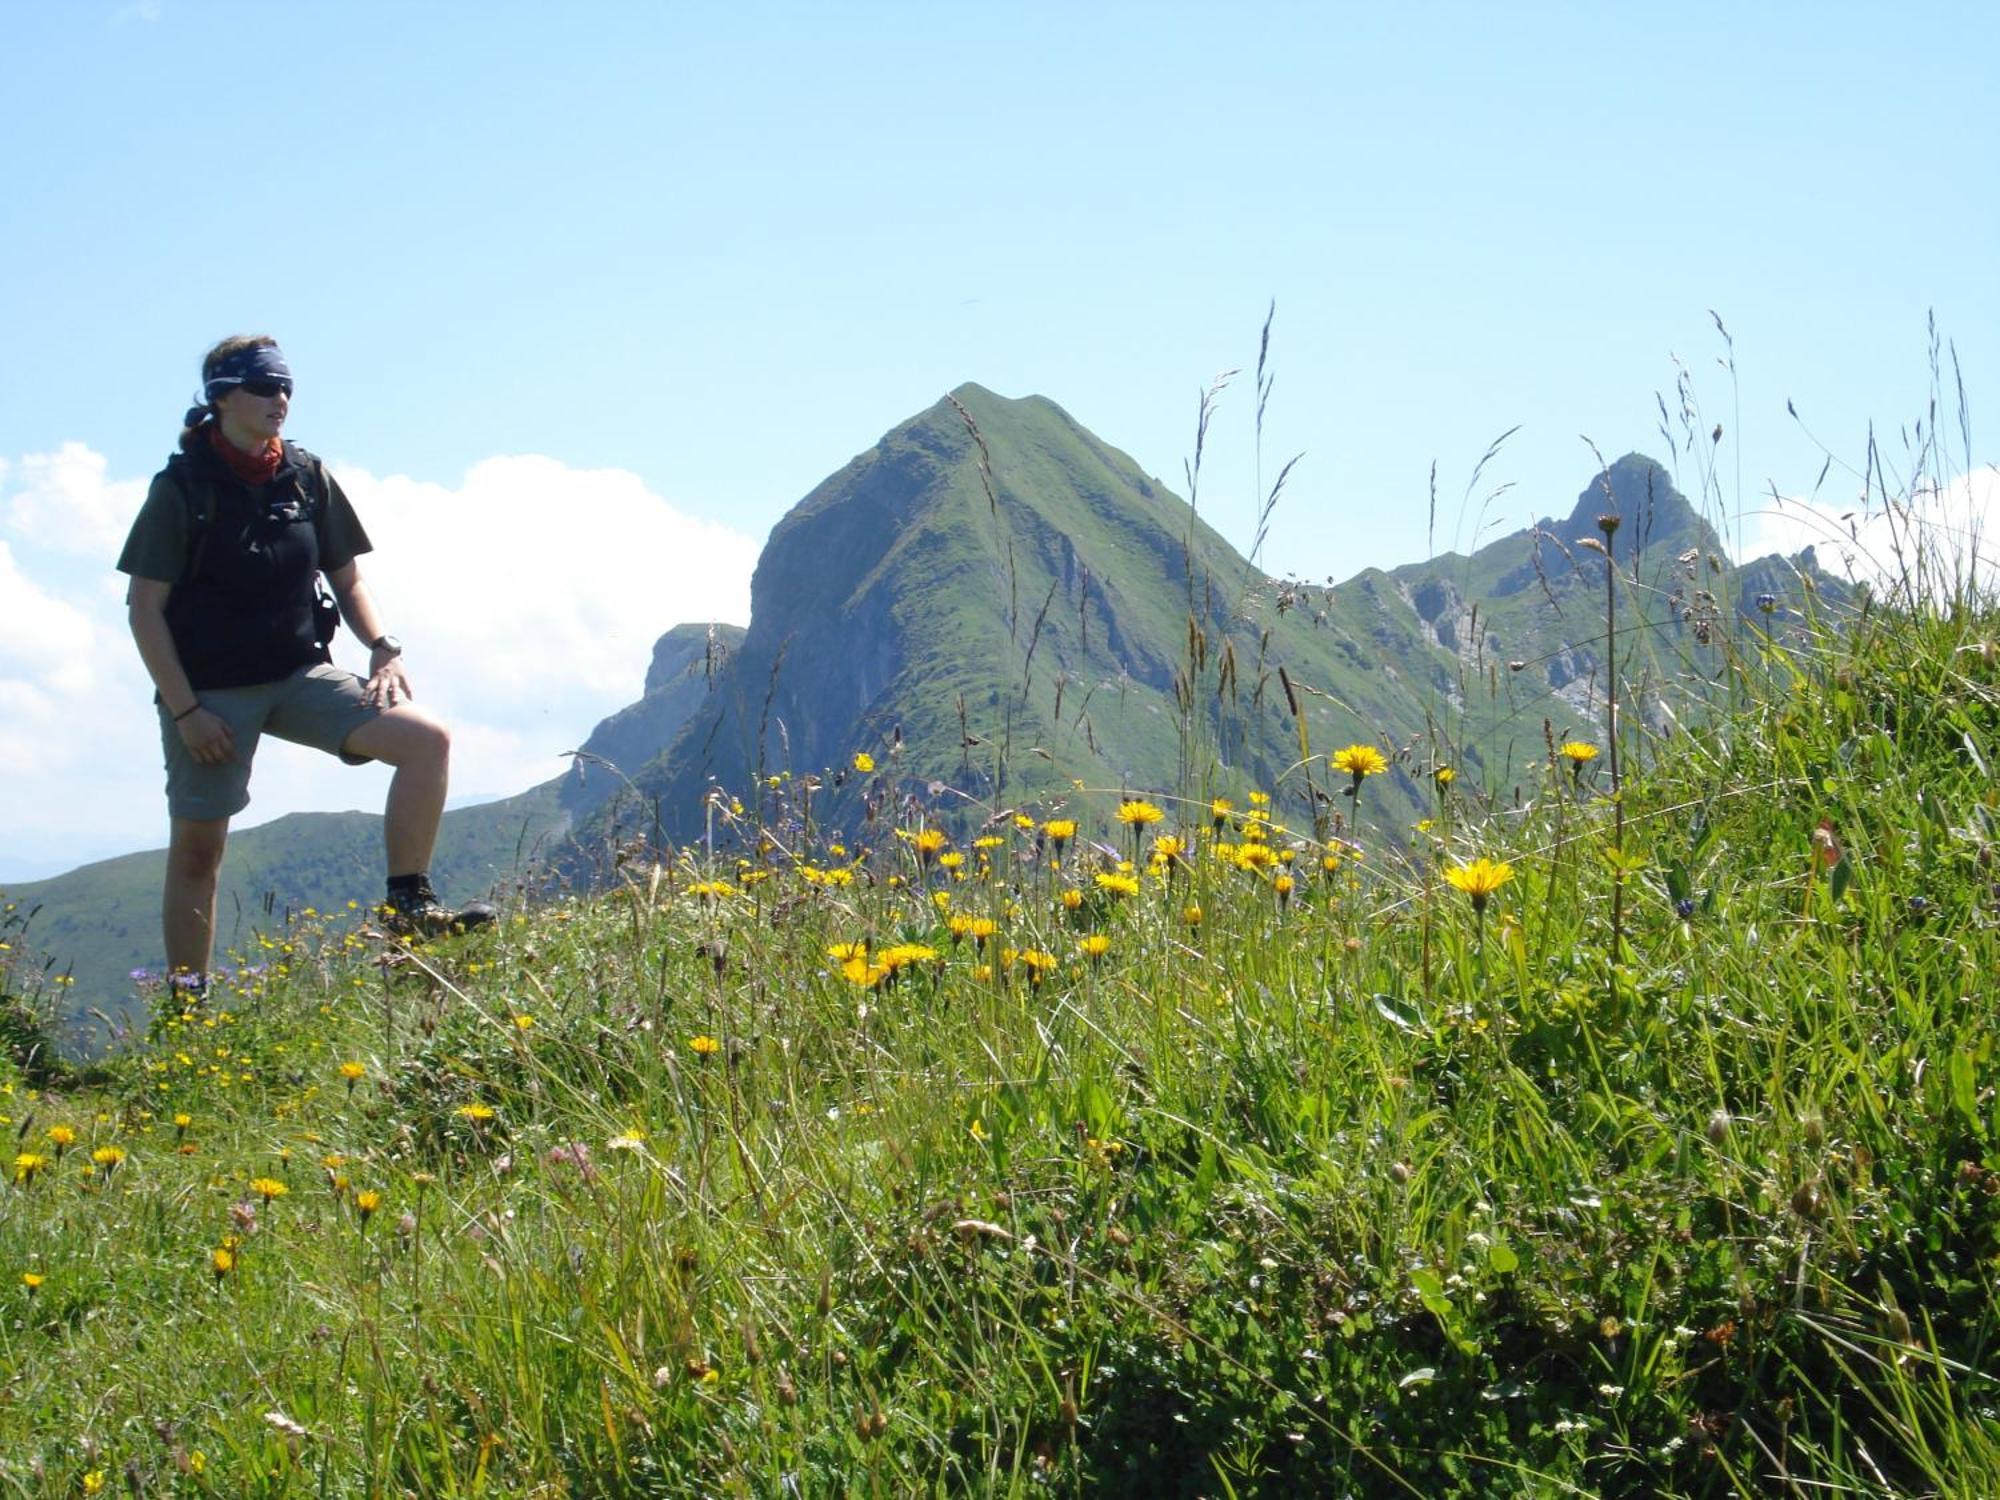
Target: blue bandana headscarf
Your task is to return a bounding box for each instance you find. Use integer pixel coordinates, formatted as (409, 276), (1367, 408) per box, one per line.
(202, 343), (293, 403)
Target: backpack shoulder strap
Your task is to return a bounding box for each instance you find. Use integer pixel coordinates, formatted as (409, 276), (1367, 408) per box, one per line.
(163, 450), (217, 584)
(283, 441), (333, 522)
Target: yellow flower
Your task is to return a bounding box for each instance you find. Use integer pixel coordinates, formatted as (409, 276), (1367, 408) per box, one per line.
(879, 943), (939, 971)
(211, 1247), (234, 1279)
(1434, 765), (1456, 787)
(83, 1472), (105, 1496)
(1079, 934), (1112, 961)
(455, 1103), (496, 1123)
(852, 751), (876, 773)
(1013, 813), (1036, 832)
(21, 1271), (44, 1290)
(687, 880), (735, 900)
(355, 1189), (383, 1220)
(1182, 903), (1202, 927)
(689, 1035), (722, 1056)
(1017, 950), (1059, 984)
(250, 1176), (288, 1203)
(1559, 741), (1599, 764)
(46, 1125), (75, 1150)
(827, 941), (869, 962)
(1273, 873), (1296, 898)
(1060, 888), (1084, 911)
(937, 852), (965, 871)
(1116, 799), (1164, 826)
(1042, 818), (1077, 847)
(973, 835), (1005, 850)
(13, 1152), (49, 1183)
(91, 1145), (126, 1174)
(1331, 744), (1389, 780)
(1151, 834), (1186, 861)
(1444, 857), (1516, 913)
(513, 1014), (534, 1030)
(172, 1113), (192, 1132)
(1094, 872), (1140, 898)
(906, 829), (949, 861)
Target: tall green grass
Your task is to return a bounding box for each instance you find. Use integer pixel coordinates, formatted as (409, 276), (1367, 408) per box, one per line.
(2, 428), (1996, 1497)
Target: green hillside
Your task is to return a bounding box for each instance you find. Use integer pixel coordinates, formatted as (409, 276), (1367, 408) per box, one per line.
(3, 568), (1993, 1495)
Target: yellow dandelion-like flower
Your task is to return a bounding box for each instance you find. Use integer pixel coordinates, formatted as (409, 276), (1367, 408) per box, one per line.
(1182, 903), (1203, 927)
(689, 1035), (722, 1056)
(1234, 843), (1278, 871)
(852, 751), (875, 773)
(1273, 873), (1296, 898)
(249, 1177), (288, 1203)
(1042, 818), (1077, 848)
(1094, 872), (1140, 898)
(1209, 797), (1234, 830)
(938, 851), (965, 871)
(211, 1247), (234, 1280)
(46, 1125), (76, 1150)
(687, 880), (734, 900)
(172, 1113), (192, 1132)
(1079, 934), (1112, 962)
(13, 1152), (50, 1184)
(827, 941), (869, 962)
(82, 1473), (105, 1496)
(513, 1014), (534, 1031)
(21, 1271), (44, 1291)
(1444, 857), (1515, 913)
(355, 1189), (382, 1220)
(967, 916), (997, 944)
(906, 829), (949, 861)
(973, 835), (1005, 851)
(1116, 799), (1164, 826)
(1013, 813), (1036, 832)
(91, 1145), (126, 1174)
(1060, 887), (1084, 911)
(455, 1103), (496, 1123)
(1331, 744), (1389, 780)
(1434, 765), (1456, 787)
(879, 943), (939, 971)
(1559, 741), (1599, 764)
(1151, 834), (1186, 861)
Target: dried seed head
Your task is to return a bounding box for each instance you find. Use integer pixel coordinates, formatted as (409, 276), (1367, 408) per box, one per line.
(1790, 1181), (1821, 1219)
(1801, 1112), (1825, 1149)
(1597, 512), (1622, 536)
(1390, 1160), (1412, 1185)
(1706, 1110), (1731, 1148)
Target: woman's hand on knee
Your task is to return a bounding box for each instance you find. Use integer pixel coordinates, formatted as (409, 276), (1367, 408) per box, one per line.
(176, 708), (237, 766)
(364, 659), (414, 710)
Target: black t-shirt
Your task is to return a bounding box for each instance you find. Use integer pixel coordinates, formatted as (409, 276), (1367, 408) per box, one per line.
(117, 440), (374, 691)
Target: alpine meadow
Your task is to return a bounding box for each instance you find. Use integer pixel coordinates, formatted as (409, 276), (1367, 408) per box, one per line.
(3, 347), (1998, 1497)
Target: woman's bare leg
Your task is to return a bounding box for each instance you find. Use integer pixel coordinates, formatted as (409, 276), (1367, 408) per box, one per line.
(341, 705), (451, 878)
(164, 816), (230, 977)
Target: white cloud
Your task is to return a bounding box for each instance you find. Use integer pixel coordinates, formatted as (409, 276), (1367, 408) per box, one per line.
(1, 442), (148, 555)
(0, 445), (759, 875)
(1739, 466), (1999, 601)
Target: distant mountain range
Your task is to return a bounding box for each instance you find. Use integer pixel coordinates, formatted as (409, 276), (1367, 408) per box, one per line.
(4, 384), (1836, 1049)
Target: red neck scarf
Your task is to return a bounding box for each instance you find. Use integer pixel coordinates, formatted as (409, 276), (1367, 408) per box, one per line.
(207, 423), (283, 486)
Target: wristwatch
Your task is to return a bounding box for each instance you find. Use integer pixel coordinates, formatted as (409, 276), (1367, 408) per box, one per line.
(370, 635), (403, 658)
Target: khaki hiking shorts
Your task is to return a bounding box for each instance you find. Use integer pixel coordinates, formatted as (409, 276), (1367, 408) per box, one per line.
(158, 663), (382, 822)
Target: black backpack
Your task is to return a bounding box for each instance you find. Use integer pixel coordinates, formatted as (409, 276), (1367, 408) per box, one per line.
(168, 440), (342, 651)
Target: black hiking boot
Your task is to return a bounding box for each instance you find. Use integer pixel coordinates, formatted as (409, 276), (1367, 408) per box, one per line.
(382, 879), (497, 939)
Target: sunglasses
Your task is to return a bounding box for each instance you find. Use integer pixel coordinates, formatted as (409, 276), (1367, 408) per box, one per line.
(240, 378), (293, 399)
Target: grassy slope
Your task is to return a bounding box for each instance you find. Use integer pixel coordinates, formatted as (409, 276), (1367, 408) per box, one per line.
(4, 784), (567, 1049)
(2, 585), (1994, 1496)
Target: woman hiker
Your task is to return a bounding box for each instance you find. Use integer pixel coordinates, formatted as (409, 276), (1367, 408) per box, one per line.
(117, 334), (493, 994)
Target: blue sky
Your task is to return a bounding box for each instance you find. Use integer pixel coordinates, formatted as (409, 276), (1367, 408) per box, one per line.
(1, 1), (1994, 878)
